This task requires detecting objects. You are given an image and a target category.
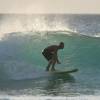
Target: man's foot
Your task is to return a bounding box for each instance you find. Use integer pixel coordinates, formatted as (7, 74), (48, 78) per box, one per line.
(51, 68), (56, 71)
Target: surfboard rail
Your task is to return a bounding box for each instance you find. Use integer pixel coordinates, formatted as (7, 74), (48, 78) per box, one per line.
(49, 68), (78, 74)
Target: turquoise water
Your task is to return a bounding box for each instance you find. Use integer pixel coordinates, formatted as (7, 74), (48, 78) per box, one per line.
(0, 14), (100, 99)
(0, 31), (100, 99)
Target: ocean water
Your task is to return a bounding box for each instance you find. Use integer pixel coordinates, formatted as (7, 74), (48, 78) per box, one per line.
(0, 14), (100, 100)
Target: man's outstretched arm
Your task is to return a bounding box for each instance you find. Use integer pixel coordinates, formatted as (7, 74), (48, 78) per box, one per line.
(56, 54), (61, 64)
(53, 49), (61, 64)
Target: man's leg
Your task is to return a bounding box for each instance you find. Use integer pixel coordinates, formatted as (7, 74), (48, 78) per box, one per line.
(46, 60), (52, 71)
(42, 51), (52, 71)
(51, 61), (56, 71)
(50, 53), (57, 71)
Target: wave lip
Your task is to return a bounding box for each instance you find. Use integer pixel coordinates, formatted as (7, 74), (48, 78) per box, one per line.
(0, 95), (100, 100)
(1, 14), (100, 38)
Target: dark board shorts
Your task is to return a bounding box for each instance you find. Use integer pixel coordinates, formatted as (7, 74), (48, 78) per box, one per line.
(42, 49), (53, 61)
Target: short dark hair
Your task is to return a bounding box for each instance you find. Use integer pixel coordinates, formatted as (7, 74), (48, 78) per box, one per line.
(60, 42), (64, 45)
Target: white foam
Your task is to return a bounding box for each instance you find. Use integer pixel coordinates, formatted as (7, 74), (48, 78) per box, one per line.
(0, 95), (100, 100)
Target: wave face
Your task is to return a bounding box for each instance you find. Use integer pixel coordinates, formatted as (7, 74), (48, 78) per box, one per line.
(0, 31), (100, 80)
(0, 31), (100, 96)
(0, 14), (100, 97)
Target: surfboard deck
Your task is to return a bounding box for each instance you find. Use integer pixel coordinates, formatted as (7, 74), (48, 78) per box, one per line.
(50, 69), (78, 74)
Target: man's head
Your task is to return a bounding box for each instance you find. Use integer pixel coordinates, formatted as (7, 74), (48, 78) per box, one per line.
(58, 42), (64, 49)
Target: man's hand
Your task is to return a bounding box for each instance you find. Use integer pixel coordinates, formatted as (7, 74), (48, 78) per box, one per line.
(57, 61), (61, 64)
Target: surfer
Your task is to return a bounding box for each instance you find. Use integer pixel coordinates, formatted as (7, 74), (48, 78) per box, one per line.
(42, 42), (64, 71)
